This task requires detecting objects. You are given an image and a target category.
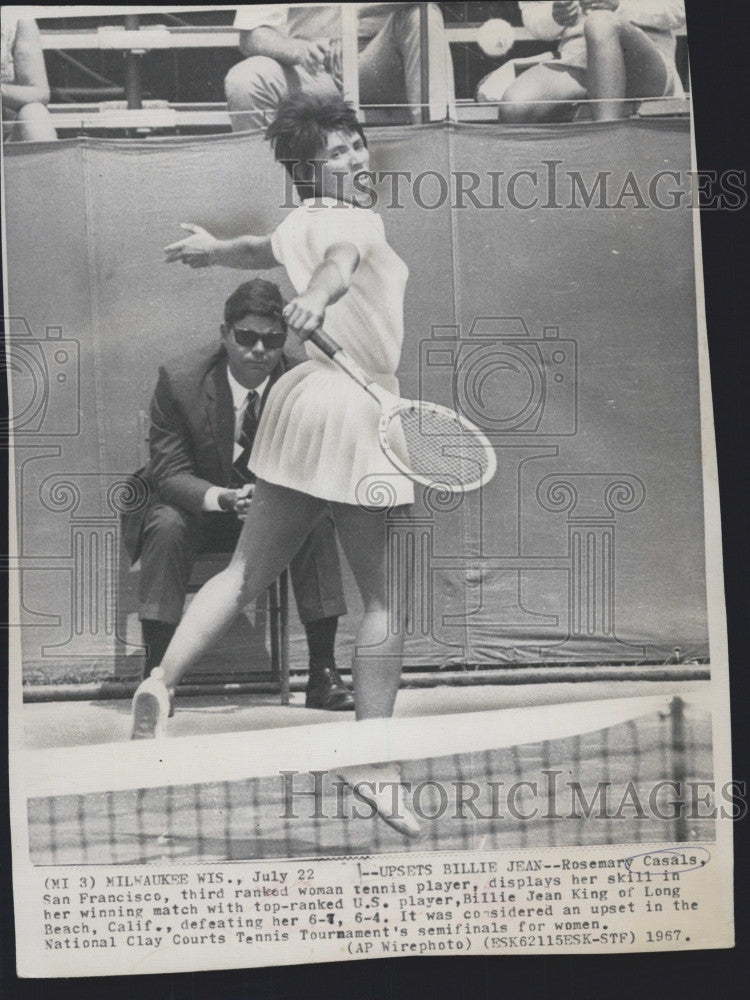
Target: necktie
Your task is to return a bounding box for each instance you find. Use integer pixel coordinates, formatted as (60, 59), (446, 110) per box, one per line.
(230, 389), (259, 487)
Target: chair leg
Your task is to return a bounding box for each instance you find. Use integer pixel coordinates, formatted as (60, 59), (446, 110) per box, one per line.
(279, 569), (290, 706)
(268, 578), (281, 692)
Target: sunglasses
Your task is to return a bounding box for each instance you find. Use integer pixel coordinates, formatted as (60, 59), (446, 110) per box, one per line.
(232, 326), (287, 350)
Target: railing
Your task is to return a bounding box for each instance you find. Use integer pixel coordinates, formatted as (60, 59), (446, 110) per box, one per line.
(38, 22), (688, 50)
(39, 23), (542, 51)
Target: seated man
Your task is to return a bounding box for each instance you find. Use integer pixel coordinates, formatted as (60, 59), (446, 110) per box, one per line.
(1, 13), (56, 141)
(123, 279), (353, 711)
(487, 0), (685, 123)
(224, 3), (454, 129)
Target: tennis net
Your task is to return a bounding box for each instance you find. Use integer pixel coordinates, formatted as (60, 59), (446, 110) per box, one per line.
(26, 695), (714, 864)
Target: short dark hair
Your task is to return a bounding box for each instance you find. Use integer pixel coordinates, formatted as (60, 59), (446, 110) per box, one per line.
(265, 92), (367, 199)
(224, 279), (285, 328)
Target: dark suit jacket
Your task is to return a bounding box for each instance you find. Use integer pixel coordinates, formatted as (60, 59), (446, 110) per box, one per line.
(123, 343), (289, 564)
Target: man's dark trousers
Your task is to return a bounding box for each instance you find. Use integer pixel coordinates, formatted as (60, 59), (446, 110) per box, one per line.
(138, 503), (345, 631)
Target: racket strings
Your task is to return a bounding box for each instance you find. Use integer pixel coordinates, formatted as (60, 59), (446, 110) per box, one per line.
(385, 405), (494, 489)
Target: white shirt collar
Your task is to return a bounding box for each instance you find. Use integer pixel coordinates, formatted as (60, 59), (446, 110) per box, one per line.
(226, 365), (269, 410)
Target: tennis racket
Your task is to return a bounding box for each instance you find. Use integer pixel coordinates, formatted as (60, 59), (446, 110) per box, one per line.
(310, 330), (497, 494)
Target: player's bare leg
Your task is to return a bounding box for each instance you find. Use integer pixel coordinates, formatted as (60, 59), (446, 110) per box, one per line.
(131, 482), (326, 738)
(330, 502), (420, 838)
(330, 502), (405, 720)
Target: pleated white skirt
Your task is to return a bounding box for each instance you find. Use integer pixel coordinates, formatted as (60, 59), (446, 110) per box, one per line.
(249, 358), (415, 508)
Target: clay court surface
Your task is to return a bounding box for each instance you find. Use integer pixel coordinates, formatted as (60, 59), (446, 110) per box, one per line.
(24, 678), (710, 750)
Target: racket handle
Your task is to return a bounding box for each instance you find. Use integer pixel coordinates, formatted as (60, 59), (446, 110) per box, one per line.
(309, 329), (342, 359)
(309, 328), (375, 394)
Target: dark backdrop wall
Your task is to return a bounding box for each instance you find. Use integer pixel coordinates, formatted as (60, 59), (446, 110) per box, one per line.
(4, 119), (708, 676)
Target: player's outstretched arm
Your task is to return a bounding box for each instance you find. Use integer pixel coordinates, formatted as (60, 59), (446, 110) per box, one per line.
(282, 242), (360, 339)
(164, 224), (279, 270)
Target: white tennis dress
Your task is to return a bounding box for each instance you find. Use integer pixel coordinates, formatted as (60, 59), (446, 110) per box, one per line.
(249, 198), (415, 507)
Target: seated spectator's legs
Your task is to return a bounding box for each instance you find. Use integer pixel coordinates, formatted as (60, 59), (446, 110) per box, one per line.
(289, 512), (351, 709)
(139, 506), (245, 674)
(224, 55), (339, 132)
(359, 2), (454, 123)
(583, 11), (672, 121)
(2, 17), (56, 142)
(289, 511), (347, 627)
(498, 64), (587, 124)
(138, 503), (205, 675)
(11, 101), (55, 141)
(139, 503), (203, 626)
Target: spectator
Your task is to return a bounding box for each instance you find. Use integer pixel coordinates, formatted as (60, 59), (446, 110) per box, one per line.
(1, 13), (56, 141)
(485, 0), (685, 123)
(224, 3), (455, 129)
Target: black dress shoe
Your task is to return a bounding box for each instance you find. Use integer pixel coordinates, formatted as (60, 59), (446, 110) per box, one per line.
(305, 665), (355, 711)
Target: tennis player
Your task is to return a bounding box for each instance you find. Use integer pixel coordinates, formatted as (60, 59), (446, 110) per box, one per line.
(133, 93), (419, 837)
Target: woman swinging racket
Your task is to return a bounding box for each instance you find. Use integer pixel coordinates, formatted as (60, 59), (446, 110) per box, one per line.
(134, 93), (420, 837)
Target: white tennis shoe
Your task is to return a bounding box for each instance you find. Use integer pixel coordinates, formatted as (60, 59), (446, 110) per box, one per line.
(131, 667), (173, 740)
